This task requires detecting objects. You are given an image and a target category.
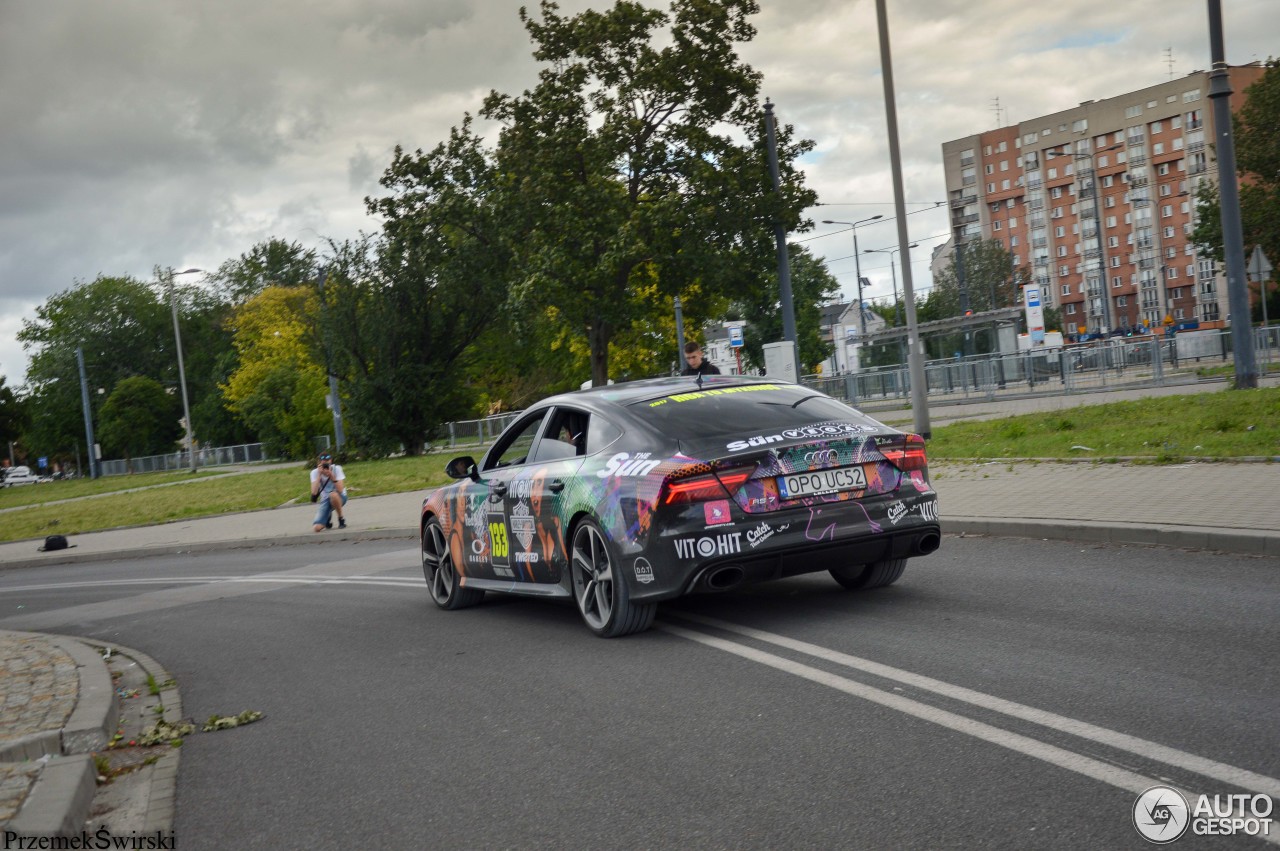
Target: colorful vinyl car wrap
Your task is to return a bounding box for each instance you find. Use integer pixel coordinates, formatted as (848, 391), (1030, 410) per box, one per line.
(421, 376), (941, 607)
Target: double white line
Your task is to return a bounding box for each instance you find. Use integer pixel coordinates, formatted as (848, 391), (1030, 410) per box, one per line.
(662, 613), (1279, 840)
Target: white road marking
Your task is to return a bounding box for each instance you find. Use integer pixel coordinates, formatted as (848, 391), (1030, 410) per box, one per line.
(669, 612), (1280, 801)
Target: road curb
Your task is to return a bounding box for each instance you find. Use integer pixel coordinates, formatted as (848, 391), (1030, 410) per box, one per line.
(5, 754), (97, 838)
(45, 635), (118, 755)
(944, 517), (1280, 557)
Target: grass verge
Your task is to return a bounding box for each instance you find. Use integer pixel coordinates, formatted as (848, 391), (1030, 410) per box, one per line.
(925, 386), (1280, 461)
(0, 455), (459, 543)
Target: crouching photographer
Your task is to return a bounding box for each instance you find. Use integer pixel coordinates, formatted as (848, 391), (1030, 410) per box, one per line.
(310, 452), (348, 532)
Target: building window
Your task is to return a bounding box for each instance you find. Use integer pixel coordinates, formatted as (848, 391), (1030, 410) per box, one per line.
(1062, 284), (1071, 295)
(986, 163), (994, 175)
(1153, 142), (1165, 155)
(1183, 89), (1201, 103)
(1057, 245), (1067, 257)
(1150, 120), (1162, 133)
(1073, 119), (1088, 133)
(1000, 160), (1009, 171)
(1010, 235), (1019, 246)
(1055, 225), (1065, 237)
(1103, 175), (1114, 188)
(1163, 226), (1175, 239)
(1009, 216), (1018, 227)
(1002, 179), (1010, 190)
(993, 220), (1002, 231)
(1066, 303), (1077, 315)
(1118, 296), (1128, 307)
(988, 182), (996, 193)
(1125, 104), (1142, 118)
(1108, 236), (1119, 248)
(1112, 275), (1123, 287)
(1161, 205), (1173, 218)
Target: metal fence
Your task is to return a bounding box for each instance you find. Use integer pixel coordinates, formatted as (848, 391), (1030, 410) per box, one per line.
(434, 412), (524, 451)
(802, 325), (1278, 413)
(99, 443), (270, 477)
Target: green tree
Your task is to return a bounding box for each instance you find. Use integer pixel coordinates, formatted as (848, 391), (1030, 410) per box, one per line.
(222, 286), (330, 459)
(1191, 58), (1280, 321)
(930, 238), (1031, 317)
(0, 376), (29, 465)
(18, 275), (177, 457)
(356, 117), (516, 453)
(97, 377), (182, 468)
(731, 245), (838, 373)
(481, 0), (815, 385)
(207, 239), (319, 306)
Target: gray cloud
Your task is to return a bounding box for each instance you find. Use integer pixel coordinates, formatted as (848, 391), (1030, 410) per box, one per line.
(1, 0), (1274, 383)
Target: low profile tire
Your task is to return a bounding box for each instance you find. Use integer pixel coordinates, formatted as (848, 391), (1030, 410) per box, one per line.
(570, 518), (655, 638)
(830, 558), (907, 590)
(422, 518), (484, 610)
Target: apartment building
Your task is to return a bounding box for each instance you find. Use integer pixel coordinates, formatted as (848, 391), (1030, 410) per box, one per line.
(941, 64), (1264, 337)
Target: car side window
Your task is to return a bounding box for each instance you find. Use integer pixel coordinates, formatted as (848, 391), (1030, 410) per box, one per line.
(541, 407), (590, 458)
(585, 414), (622, 455)
(484, 411), (549, 470)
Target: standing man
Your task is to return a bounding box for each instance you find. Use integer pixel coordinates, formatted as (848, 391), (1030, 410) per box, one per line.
(681, 341), (721, 376)
(310, 452), (348, 532)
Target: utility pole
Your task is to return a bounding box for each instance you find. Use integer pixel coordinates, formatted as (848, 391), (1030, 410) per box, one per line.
(875, 0), (930, 438)
(1206, 0), (1257, 388)
(76, 347), (98, 479)
(764, 100), (798, 364)
(316, 268), (346, 452)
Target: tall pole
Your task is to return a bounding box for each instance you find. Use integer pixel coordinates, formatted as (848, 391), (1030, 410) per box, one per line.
(823, 216), (883, 347)
(874, 0), (930, 438)
(674, 296), (687, 370)
(1207, 0), (1258, 388)
(1081, 147), (1114, 335)
(166, 269), (199, 472)
(76, 346), (98, 480)
(764, 100), (798, 359)
(316, 268), (346, 452)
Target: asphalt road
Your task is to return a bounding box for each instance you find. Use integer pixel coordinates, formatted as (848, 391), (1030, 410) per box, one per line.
(1, 537), (1277, 849)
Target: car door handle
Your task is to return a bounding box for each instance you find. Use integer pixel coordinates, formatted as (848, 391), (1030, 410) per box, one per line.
(491, 482), (508, 497)
(549, 479), (565, 493)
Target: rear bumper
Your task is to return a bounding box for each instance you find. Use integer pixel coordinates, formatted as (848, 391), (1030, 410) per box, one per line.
(627, 491), (941, 603)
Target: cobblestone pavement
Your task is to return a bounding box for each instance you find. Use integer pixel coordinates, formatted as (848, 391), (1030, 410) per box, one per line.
(0, 632), (82, 827)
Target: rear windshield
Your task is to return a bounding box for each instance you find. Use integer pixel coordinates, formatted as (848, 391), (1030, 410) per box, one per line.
(628, 383), (877, 438)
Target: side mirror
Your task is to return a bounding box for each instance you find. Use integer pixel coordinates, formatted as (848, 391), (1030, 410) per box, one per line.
(445, 456), (480, 482)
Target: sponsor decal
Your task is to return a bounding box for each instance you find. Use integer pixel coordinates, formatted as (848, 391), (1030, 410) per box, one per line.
(634, 557), (654, 584)
(886, 501), (908, 525)
(493, 565), (514, 578)
(514, 551), (540, 564)
(918, 499), (939, 522)
(597, 451), (662, 479)
(510, 500), (536, 550)
(727, 422), (876, 452)
(746, 521), (775, 548)
(650, 384), (782, 406)
(674, 532), (743, 559)
(704, 499), (732, 526)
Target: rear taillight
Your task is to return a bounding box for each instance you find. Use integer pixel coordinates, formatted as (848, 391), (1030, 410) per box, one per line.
(880, 434), (928, 472)
(661, 466), (755, 505)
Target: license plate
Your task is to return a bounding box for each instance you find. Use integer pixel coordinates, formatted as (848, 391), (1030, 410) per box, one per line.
(778, 465), (868, 500)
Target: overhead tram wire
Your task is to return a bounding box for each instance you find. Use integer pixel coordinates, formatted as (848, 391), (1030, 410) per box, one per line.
(797, 202), (946, 244)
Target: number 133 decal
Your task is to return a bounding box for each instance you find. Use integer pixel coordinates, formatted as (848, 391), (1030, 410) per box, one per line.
(489, 522), (510, 558)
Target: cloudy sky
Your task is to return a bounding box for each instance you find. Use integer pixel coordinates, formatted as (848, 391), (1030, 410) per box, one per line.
(1, 0), (1273, 385)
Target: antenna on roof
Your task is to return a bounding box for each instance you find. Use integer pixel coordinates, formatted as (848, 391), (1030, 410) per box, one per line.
(990, 96), (1004, 128)
(1165, 46), (1176, 79)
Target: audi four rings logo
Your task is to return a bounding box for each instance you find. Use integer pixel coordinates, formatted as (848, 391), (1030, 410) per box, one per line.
(804, 450), (838, 466)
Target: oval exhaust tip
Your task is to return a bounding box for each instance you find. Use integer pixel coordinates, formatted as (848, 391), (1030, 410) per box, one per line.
(707, 565), (745, 590)
(917, 533), (941, 555)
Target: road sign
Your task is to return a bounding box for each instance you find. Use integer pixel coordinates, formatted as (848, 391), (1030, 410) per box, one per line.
(727, 326), (744, 348)
(1248, 245), (1273, 281)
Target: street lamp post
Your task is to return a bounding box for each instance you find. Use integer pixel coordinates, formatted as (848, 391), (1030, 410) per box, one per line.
(822, 217), (884, 348)
(865, 243), (917, 365)
(166, 267), (202, 473)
